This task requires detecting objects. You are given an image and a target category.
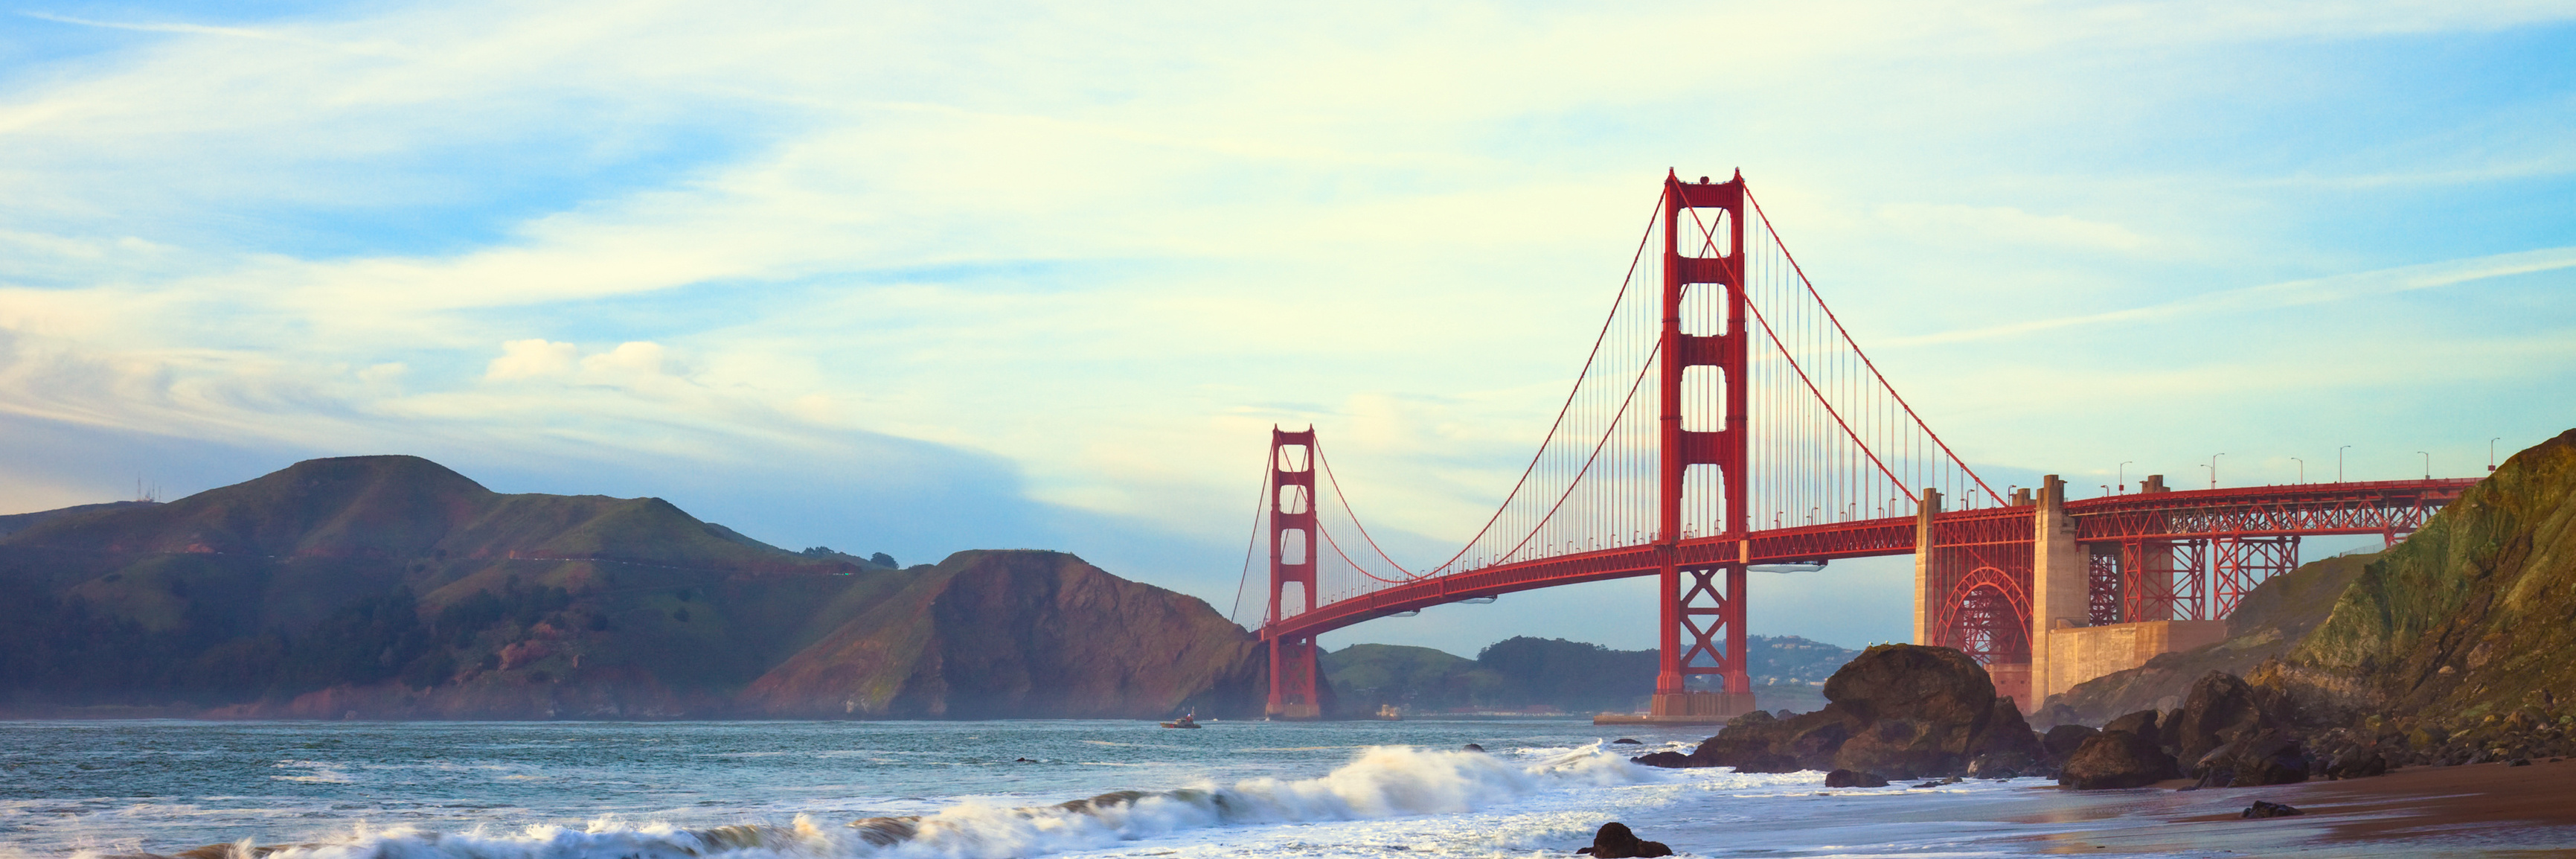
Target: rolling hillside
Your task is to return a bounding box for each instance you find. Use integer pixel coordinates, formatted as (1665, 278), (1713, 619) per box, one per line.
(0, 456), (1260, 719)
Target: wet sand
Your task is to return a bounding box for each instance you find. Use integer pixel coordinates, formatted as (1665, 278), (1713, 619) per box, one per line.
(2009, 759), (2576, 855)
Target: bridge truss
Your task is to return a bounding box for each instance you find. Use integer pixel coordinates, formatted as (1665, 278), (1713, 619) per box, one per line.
(1239, 171), (2476, 718)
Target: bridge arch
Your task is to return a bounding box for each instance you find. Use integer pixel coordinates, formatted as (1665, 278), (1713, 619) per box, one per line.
(1937, 566), (2031, 665)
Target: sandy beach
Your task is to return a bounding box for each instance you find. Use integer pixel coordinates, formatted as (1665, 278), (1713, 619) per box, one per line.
(1999, 759), (2576, 855)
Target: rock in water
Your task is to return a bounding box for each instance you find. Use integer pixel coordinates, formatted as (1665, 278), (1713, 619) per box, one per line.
(2242, 800), (2303, 819)
(1679, 644), (2032, 779)
(1964, 697), (2046, 776)
(2058, 729), (2181, 789)
(1826, 645), (2016, 779)
(1629, 750), (1691, 768)
(1823, 769), (1888, 788)
(1611, 738), (1641, 744)
(1824, 645), (1994, 729)
(1575, 822), (1672, 858)
(1462, 743), (1486, 753)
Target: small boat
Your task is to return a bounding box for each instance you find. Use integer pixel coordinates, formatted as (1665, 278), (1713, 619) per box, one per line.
(1160, 711), (1202, 729)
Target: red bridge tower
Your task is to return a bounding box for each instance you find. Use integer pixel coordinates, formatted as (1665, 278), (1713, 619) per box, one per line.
(1263, 427), (1322, 719)
(1653, 170), (1755, 718)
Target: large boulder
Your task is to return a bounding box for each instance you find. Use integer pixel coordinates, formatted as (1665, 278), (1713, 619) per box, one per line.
(2042, 724), (2099, 761)
(1686, 708), (1839, 771)
(1824, 645), (1996, 727)
(2192, 730), (2310, 787)
(2323, 746), (2389, 779)
(1964, 697), (2048, 776)
(1824, 645), (2016, 778)
(1676, 644), (2034, 779)
(2168, 671), (2271, 767)
(2057, 729), (2181, 790)
(2102, 708), (2160, 739)
(1835, 718), (1950, 780)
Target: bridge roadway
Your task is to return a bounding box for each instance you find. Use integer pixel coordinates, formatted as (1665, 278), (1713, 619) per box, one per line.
(1268, 477), (2478, 642)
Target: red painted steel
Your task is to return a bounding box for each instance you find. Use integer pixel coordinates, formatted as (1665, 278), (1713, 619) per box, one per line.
(1259, 478), (2476, 648)
(2086, 549), (2121, 625)
(1263, 428), (1322, 719)
(1657, 170), (1750, 702)
(1252, 172), (2487, 712)
(2213, 535), (2299, 617)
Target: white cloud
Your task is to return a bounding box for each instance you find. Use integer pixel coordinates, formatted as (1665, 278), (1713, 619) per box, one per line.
(1885, 246), (2576, 348)
(484, 339), (575, 380)
(0, 0), (2571, 651)
(580, 341), (666, 376)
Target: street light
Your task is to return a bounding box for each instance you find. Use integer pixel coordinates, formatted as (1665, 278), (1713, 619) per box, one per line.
(2339, 445), (2351, 482)
(2118, 461), (2134, 494)
(2208, 453), (2224, 490)
(2418, 451), (2430, 480)
(2290, 457), (2304, 484)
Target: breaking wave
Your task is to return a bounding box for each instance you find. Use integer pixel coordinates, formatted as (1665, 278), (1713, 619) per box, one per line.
(143, 745), (1655, 859)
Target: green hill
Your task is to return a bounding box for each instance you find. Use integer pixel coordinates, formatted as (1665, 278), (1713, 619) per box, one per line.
(0, 456), (1260, 719)
(1322, 634), (1858, 716)
(2044, 429), (2576, 738)
(2295, 428), (2576, 718)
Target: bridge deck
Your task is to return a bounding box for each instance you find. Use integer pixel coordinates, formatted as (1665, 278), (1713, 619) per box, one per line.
(1264, 478), (2476, 641)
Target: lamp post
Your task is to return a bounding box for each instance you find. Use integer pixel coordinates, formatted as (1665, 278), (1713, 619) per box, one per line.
(2339, 445), (2351, 483)
(2118, 461), (2134, 494)
(2290, 457), (2304, 485)
(2418, 451), (2430, 480)
(2208, 453), (2224, 490)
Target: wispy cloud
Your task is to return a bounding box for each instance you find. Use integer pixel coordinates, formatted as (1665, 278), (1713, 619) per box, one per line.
(1884, 247), (2576, 348)
(0, 0), (2570, 651)
(17, 10), (411, 55)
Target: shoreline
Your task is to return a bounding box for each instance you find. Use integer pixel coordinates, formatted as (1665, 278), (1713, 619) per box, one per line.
(2010, 759), (2576, 855)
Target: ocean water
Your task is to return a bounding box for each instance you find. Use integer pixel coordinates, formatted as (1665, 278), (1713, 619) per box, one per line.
(0, 719), (2170, 859)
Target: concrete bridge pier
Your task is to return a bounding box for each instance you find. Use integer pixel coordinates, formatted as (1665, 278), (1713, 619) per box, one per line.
(2026, 475), (2085, 708)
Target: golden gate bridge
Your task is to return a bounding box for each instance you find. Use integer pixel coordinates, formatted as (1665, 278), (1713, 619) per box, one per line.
(1233, 170), (2472, 721)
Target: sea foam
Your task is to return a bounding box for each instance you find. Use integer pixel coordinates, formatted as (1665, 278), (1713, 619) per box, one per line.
(214, 745), (1659, 859)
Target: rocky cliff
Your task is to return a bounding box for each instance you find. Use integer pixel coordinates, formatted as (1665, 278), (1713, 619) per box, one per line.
(2036, 430), (2576, 770)
(2294, 428), (2576, 718)
(0, 456), (1263, 719)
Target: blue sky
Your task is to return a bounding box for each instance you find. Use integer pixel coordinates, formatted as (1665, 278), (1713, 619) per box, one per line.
(2, 1), (2572, 656)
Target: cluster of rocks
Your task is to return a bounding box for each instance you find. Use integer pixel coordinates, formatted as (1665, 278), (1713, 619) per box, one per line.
(1633, 645), (2046, 782)
(2050, 669), (2418, 789)
(1627, 645), (2436, 792)
(2359, 698), (2576, 767)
